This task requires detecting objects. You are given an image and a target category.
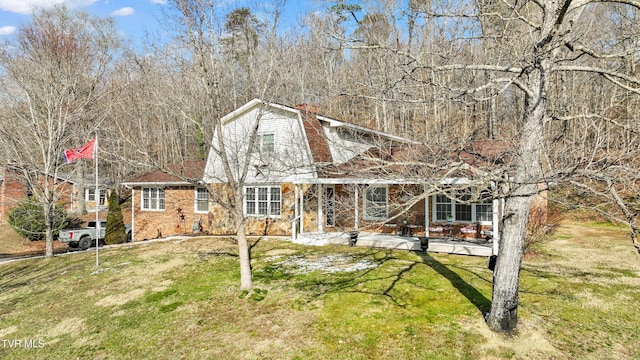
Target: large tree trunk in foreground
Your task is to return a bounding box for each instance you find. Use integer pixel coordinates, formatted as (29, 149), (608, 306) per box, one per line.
(486, 66), (546, 332)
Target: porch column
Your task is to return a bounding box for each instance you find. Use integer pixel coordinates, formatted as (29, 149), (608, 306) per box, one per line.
(424, 185), (429, 236)
(131, 188), (135, 241)
(492, 197), (500, 255)
(354, 186), (359, 230)
(292, 184), (299, 241)
(317, 184), (324, 233)
(299, 185), (304, 234)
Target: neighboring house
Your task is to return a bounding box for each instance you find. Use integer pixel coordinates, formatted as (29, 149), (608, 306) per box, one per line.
(0, 165), (75, 221)
(122, 161), (208, 241)
(123, 99), (546, 251)
(72, 174), (110, 213)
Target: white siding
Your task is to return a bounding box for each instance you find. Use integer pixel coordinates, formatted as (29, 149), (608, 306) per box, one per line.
(323, 126), (374, 165)
(204, 102), (315, 184)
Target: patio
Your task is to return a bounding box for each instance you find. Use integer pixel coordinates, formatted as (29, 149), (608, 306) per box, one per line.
(292, 231), (493, 257)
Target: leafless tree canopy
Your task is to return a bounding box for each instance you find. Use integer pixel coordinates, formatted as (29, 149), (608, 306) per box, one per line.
(0, 0), (639, 332)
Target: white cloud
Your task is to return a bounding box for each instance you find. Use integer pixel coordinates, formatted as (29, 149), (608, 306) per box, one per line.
(110, 7), (134, 16)
(0, 0), (97, 15)
(0, 25), (16, 35)
(150, 0), (167, 4)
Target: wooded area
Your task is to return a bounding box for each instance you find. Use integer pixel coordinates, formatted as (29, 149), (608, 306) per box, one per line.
(0, 0), (639, 333)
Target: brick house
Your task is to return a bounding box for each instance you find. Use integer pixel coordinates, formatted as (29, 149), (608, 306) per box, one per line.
(0, 165), (76, 222)
(123, 99), (546, 253)
(122, 161), (208, 240)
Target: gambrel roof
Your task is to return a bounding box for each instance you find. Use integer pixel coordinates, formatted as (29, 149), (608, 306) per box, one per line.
(203, 99), (417, 184)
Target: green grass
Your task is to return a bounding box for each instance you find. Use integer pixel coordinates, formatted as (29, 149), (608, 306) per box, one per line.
(0, 222), (639, 359)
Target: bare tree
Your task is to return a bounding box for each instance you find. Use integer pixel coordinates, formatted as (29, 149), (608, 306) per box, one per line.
(0, 6), (121, 257)
(318, 0), (640, 333)
(114, 0), (288, 290)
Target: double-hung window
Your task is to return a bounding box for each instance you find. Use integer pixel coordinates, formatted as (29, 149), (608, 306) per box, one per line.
(252, 133), (275, 153)
(195, 187), (209, 213)
(433, 189), (492, 223)
(86, 189), (107, 205)
(245, 186), (281, 216)
(435, 194), (452, 221)
(364, 186), (387, 220)
(142, 187), (165, 211)
(455, 190), (472, 221)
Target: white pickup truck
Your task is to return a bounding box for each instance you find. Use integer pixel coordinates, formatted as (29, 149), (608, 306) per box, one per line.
(58, 220), (132, 250)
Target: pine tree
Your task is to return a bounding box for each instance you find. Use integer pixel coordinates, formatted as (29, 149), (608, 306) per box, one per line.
(105, 190), (127, 245)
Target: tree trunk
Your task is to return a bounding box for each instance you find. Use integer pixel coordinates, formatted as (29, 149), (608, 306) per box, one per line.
(44, 204), (55, 258)
(486, 187), (534, 331)
(236, 225), (252, 289)
(487, 66), (546, 332)
(235, 195), (252, 290)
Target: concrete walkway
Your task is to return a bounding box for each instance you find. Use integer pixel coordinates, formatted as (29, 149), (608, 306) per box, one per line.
(292, 232), (493, 257)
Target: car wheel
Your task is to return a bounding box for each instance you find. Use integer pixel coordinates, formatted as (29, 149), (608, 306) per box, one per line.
(79, 236), (91, 250)
(126, 231), (132, 242)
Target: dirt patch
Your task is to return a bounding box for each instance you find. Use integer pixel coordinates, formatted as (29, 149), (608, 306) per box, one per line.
(461, 317), (565, 360)
(95, 288), (145, 307)
(0, 325), (18, 338)
(265, 248), (298, 256)
(270, 254), (379, 274)
(152, 279), (174, 292)
(143, 257), (187, 277)
(199, 306), (319, 359)
(46, 317), (86, 338)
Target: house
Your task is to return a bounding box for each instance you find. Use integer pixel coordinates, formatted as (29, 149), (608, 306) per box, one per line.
(203, 99), (512, 244)
(122, 161), (209, 240)
(121, 99), (532, 256)
(0, 165), (76, 222)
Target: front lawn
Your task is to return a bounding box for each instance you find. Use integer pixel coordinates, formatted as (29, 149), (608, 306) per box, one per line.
(0, 221), (638, 359)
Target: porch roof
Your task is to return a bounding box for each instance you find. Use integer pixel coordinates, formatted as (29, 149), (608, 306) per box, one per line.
(292, 177), (473, 185)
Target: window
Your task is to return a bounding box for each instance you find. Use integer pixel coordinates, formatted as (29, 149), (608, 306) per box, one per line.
(252, 133), (275, 153)
(455, 190), (472, 221)
(435, 194), (452, 221)
(85, 189), (107, 205)
(195, 188), (209, 213)
(244, 186), (281, 216)
(364, 186), (387, 220)
(142, 187), (165, 211)
(433, 189), (492, 223)
(476, 204), (493, 222)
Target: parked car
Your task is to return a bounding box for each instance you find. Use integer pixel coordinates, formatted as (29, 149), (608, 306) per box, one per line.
(58, 220), (132, 250)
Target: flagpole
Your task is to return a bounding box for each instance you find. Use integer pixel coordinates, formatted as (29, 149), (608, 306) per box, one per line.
(95, 134), (99, 267)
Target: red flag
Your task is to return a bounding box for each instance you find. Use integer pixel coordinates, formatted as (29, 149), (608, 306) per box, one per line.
(64, 138), (95, 164)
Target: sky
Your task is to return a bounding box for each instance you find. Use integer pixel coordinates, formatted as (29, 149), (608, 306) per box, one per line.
(0, 0), (313, 47)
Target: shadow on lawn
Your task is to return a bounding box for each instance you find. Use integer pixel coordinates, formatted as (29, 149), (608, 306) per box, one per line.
(419, 252), (491, 315)
(290, 249), (491, 315)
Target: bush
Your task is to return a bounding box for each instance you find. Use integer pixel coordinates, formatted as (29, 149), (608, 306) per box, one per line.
(104, 190), (127, 245)
(7, 199), (69, 240)
(525, 201), (563, 254)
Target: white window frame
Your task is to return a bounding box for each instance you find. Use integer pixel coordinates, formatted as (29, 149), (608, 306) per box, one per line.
(141, 187), (165, 211)
(432, 189), (492, 224)
(85, 188), (107, 205)
(363, 186), (388, 220)
(194, 187), (209, 213)
(244, 185), (281, 217)
(252, 133), (275, 154)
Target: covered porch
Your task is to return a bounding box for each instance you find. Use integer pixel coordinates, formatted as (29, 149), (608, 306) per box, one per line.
(292, 231), (493, 257)
(290, 178), (502, 257)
